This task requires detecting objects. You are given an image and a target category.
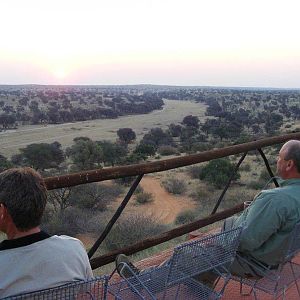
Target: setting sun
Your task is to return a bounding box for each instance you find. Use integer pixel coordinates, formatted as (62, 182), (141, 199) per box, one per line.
(52, 68), (68, 80)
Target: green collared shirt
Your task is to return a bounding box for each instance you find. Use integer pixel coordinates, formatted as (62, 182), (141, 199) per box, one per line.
(234, 178), (300, 266)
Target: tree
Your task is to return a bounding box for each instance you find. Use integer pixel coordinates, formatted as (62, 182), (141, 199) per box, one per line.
(199, 158), (240, 188)
(0, 114), (16, 129)
(182, 115), (200, 128)
(141, 127), (174, 149)
(134, 142), (156, 158)
(70, 182), (122, 211)
(117, 128), (136, 143)
(66, 137), (103, 170)
(96, 141), (127, 166)
(18, 142), (65, 170)
(48, 188), (73, 213)
(0, 154), (13, 172)
(168, 123), (182, 137)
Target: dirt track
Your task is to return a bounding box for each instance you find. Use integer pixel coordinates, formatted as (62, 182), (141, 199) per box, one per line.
(118, 175), (196, 224)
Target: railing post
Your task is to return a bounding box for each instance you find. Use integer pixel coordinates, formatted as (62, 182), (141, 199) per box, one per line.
(88, 174), (144, 258)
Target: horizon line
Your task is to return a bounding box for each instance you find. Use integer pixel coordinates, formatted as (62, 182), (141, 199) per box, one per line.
(0, 83), (300, 91)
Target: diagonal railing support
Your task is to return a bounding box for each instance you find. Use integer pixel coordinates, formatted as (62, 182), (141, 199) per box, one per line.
(88, 174), (144, 258)
(257, 148), (279, 187)
(89, 203), (244, 269)
(211, 152), (248, 215)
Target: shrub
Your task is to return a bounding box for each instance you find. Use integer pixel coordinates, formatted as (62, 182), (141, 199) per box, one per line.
(71, 182), (123, 211)
(135, 191), (154, 204)
(199, 158), (240, 188)
(248, 180), (262, 190)
(189, 185), (210, 202)
(188, 165), (202, 179)
(157, 146), (178, 156)
(162, 177), (187, 195)
(134, 185), (144, 194)
(240, 163), (251, 172)
(175, 210), (197, 225)
(42, 207), (103, 236)
(105, 214), (166, 251)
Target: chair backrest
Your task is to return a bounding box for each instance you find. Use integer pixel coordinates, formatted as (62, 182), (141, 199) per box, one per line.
(284, 221), (300, 262)
(108, 264), (221, 300)
(4, 276), (108, 300)
(167, 227), (242, 285)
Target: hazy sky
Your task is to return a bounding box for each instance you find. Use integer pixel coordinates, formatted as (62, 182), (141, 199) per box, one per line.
(0, 0), (300, 87)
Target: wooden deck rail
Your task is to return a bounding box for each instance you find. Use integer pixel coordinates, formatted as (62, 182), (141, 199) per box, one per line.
(42, 132), (300, 269)
(45, 132), (300, 190)
(90, 203), (244, 269)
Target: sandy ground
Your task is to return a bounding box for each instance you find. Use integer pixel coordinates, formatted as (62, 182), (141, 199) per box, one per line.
(77, 175), (195, 248)
(138, 176), (195, 223)
(112, 175), (196, 224)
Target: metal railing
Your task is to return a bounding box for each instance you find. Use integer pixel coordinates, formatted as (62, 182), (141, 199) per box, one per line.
(44, 132), (300, 270)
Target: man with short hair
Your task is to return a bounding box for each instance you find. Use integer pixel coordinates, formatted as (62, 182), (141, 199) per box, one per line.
(0, 167), (93, 297)
(228, 139), (300, 277)
(116, 140), (300, 283)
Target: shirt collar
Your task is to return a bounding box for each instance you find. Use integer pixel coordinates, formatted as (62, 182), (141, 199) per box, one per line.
(278, 178), (300, 187)
(0, 231), (50, 251)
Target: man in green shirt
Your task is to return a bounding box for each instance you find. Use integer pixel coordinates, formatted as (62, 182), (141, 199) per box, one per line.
(227, 139), (300, 277)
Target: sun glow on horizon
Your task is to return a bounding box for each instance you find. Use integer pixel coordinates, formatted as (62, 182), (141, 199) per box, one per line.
(52, 67), (68, 80)
(1, 0), (300, 87)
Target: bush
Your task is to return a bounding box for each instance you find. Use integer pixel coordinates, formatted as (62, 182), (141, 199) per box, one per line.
(71, 182), (123, 211)
(134, 185), (144, 194)
(189, 185), (210, 202)
(42, 207), (103, 236)
(188, 165), (202, 179)
(175, 210), (197, 225)
(135, 191), (154, 204)
(248, 180), (262, 190)
(157, 146), (178, 156)
(105, 214), (166, 251)
(199, 158), (240, 188)
(162, 177), (187, 195)
(239, 163), (251, 172)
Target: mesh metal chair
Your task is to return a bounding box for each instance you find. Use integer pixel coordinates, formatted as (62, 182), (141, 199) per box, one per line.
(108, 267), (220, 300)
(108, 227), (242, 299)
(231, 221), (300, 299)
(3, 276), (108, 300)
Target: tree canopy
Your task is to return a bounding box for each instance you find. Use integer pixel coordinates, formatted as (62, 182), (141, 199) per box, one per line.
(16, 142), (64, 170)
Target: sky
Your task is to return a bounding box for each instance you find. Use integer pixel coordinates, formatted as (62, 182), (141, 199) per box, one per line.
(0, 0), (300, 88)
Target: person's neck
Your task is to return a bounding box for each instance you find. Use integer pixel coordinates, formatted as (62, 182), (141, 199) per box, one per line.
(6, 227), (41, 240)
(282, 174), (300, 180)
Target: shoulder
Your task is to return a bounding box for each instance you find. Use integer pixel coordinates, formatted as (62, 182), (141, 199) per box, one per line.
(48, 235), (85, 249)
(256, 188), (288, 202)
(255, 187), (296, 212)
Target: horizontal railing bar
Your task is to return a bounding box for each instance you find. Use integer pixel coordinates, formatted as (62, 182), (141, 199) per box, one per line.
(89, 203), (244, 269)
(45, 132), (300, 190)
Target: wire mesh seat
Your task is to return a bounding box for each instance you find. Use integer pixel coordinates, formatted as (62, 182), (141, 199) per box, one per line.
(108, 227), (242, 299)
(230, 221), (300, 299)
(3, 276), (108, 300)
(108, 267), (220, 300)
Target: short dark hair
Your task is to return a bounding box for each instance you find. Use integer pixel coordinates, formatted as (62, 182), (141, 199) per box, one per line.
(0, 167), (47, 231)
(284, 142), (300, 173)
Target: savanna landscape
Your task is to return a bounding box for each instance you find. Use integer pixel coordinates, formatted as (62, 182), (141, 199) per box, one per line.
(0, 85), (300, 274)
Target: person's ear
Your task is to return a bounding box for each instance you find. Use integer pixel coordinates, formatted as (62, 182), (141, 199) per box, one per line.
(286, 159), (294, 171)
